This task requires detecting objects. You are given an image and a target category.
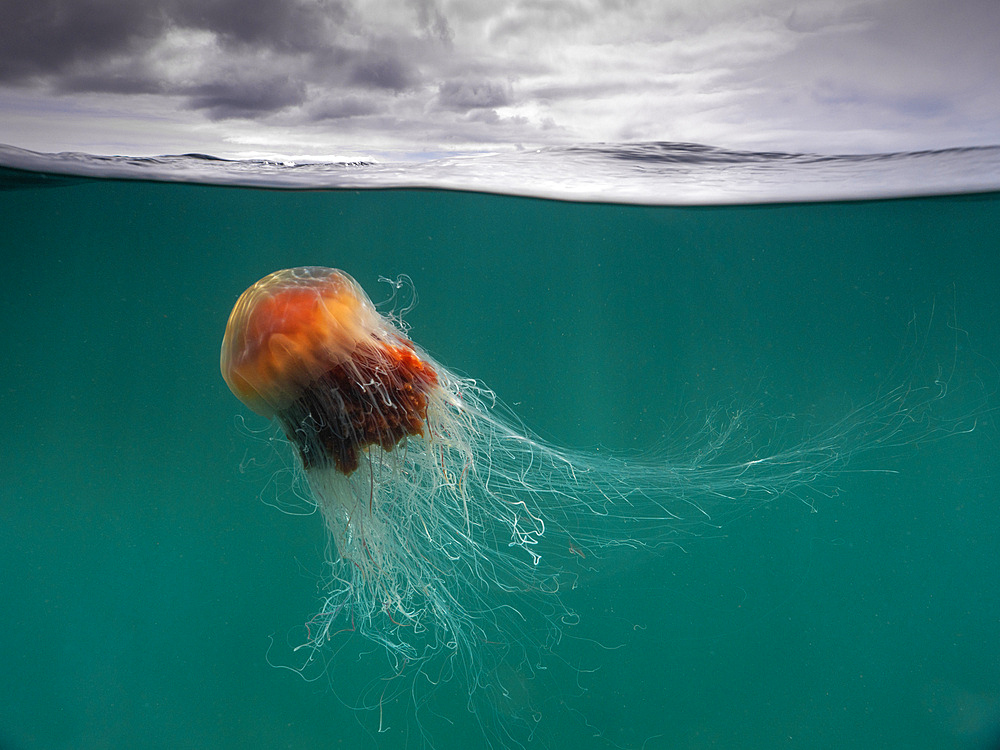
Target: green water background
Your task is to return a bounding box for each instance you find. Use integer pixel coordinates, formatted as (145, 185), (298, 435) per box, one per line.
(1, 180), (998, 749)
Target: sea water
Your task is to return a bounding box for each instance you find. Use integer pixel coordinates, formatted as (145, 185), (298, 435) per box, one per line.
(1, 144), (998, 749)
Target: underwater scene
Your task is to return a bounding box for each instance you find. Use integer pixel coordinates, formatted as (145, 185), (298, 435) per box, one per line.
(1, 150), (999, 750)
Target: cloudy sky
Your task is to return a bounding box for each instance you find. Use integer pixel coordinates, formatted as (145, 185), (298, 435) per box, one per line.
(0, 0), (997, 160)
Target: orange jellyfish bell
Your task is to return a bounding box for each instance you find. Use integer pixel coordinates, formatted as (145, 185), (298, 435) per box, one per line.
(221, 267), (439, 474)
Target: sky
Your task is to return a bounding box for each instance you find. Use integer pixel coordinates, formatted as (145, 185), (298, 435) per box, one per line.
(0, 0), (998, 160)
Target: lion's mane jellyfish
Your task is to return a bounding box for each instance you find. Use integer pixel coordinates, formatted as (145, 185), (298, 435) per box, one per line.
(222, 267), (957, 744)
(221, 267), (438, 475)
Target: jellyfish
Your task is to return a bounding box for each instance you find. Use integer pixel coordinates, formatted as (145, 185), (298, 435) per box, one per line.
(221, 267), (957, 745)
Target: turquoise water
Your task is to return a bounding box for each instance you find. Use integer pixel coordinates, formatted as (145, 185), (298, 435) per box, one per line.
(2, 178), (999, 749)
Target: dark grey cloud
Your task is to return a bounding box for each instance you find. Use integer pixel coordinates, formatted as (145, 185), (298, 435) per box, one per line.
(349, 53), (414, 91)
(188, 75), (308, 119)
(169, 0), (349, 51)
(0, 0), (433, 119)
(309, 95), (380, 121)
(0, 0), (350, 81)
(438, 79), (512, 110)
(0, 0), (161, 80)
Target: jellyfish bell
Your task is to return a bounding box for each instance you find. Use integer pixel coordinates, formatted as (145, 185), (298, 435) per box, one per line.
(221, 267), (439, 474)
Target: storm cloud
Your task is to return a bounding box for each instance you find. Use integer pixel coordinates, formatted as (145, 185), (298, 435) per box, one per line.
(0, 0), (412, 112)
(0, 0), (997, 157)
